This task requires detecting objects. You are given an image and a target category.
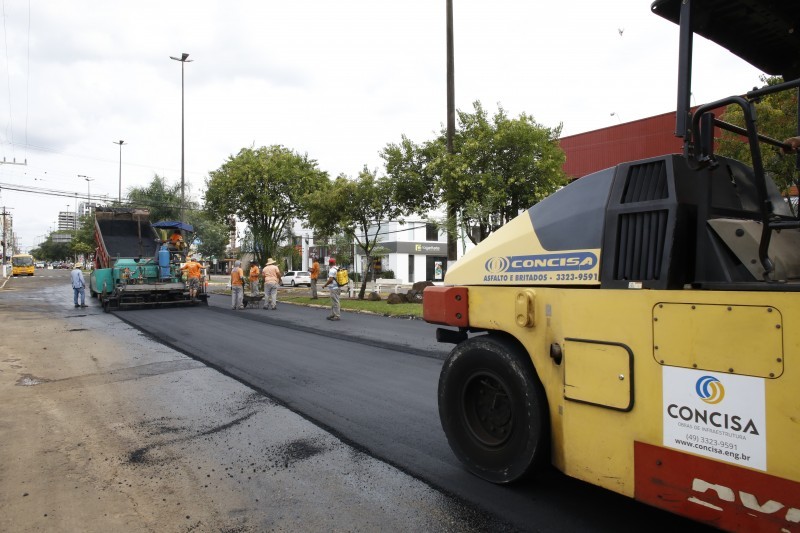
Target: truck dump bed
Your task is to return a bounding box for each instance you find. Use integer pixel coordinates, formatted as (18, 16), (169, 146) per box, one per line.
(94, 208), (160, 269)
(96, 219), (158, 258)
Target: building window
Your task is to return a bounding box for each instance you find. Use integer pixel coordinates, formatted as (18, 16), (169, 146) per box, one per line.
(426, 223), (439, 241)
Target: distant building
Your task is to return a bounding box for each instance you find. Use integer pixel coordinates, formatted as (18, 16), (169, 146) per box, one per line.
(79, 201), (99, 217)
(58, 211), (78, 231)
(559, 108), (798, 211)
(560, 110), (683, 180)
(52, 232), (73, 244)
(300, 218), (475, 284)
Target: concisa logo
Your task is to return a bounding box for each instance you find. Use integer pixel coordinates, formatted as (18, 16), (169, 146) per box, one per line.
(484, 253), (597, 273)
(695, 375), (725, 404)
(485, 257), (510, 274)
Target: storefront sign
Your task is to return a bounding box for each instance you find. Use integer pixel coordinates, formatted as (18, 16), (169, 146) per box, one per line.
(378, 242), (446, 255)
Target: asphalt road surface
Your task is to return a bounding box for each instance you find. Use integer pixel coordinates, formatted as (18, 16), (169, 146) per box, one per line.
(110, 283), (712, 532)
(2, 270), (713, 531)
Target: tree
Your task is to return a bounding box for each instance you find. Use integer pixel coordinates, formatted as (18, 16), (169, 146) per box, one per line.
(30, 234), (72, 262)
(190, 212), (230, 260)
(127, 174), (227, 259)
(70, 217), (95, 262)
(305, 167), (406, 299)
(382, 134), (441, 214)
(205, 145), (329, 267)
(383, 100), (568, 245)
(717, 75), (799, 210)
(72, 213), (95, 250)
(126, 174), (186, 222)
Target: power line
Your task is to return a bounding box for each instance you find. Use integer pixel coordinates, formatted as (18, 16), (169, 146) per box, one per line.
(0, 139), (205, 178)
(0, 180), (202, 212)
(1, 180), (440, 240)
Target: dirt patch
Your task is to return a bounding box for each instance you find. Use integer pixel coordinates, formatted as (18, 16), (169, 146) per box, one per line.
(269, 437), (326, 468)
(15, 373), (50, 386)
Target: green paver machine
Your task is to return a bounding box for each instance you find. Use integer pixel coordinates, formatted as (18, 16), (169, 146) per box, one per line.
(89, 207), (208, 311)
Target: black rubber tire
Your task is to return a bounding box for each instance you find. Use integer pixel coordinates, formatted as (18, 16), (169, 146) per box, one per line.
(438, 334), (548, 484)
(291, 280), (296, 287)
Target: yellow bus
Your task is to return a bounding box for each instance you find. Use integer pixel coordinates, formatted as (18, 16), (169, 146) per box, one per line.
(11, 254), (35, 276)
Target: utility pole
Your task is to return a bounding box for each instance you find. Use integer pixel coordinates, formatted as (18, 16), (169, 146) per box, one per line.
(1, 206), (12, 266)
(445, 0), (458, 265)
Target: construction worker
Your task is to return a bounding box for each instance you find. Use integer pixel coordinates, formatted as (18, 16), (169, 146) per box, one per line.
(248, 260), (261, 296)
(180, 256), (203, 300)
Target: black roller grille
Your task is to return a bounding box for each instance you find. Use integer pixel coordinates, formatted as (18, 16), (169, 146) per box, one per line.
(615, 210), (668, 281)
(621, 161), (668, 203)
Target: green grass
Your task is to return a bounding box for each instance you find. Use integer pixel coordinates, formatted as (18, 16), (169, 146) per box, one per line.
(279, 294), (423, 318)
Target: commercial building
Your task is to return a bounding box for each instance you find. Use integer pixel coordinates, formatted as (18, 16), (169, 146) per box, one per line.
(559, 110), (683, 179)
(300, 219), (474, 285)
(58, 211), (78, 232)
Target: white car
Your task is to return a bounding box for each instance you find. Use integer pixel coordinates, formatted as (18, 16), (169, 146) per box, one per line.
(281, 270), (311, 287)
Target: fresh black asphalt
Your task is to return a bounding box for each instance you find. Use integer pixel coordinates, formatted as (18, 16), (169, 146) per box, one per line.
(115, 294), (711, 532)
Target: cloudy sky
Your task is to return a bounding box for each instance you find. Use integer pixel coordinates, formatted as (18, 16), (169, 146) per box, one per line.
(0, 1), (765, 251)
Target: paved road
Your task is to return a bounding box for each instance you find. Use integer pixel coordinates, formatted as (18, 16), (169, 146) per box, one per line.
(2, 269), (501, 532)
(113, 290), (710, 532)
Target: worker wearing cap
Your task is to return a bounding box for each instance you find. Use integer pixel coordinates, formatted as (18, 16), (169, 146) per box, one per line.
(322, 257), (341, 321)
(180, 256), (203, 301)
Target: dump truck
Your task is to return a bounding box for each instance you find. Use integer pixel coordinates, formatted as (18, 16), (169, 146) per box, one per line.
(89, 207), (208, 311)
(423, 1), (800, 530)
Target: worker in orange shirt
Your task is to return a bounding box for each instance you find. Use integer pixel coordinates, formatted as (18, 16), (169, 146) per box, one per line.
(180, 256), (203, 301)
(261, 258), (282, 310)
(230, 260), (244, 310)
(309, 256), (320, 299)
(248, 260), (261, 296)
(169, 230), (185, 251)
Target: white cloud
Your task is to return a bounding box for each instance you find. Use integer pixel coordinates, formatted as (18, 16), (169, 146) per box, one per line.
(0, 1), (767, 250)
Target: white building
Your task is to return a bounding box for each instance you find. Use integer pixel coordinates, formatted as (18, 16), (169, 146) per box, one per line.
(58, 211), (78, 231)
(299, 218), (476, 285)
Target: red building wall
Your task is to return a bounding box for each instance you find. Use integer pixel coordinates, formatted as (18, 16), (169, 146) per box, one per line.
(559, 111), (684, 179)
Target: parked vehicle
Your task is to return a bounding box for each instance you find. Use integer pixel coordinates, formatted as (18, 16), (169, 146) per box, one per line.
(281, 270), (311, 287)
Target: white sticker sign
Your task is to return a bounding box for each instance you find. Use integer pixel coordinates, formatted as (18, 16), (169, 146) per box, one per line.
(663, 367), (766, 471)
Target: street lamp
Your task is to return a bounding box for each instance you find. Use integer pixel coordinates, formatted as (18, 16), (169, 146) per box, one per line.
(78, 175), (94, 214)
(113, 140), (126, 203)
(169, 52), (193, 223)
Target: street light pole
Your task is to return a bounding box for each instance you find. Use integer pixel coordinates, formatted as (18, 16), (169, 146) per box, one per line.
(170, 52), (193, 223)
(113, 140), (126, 204)
(78, 175), (94, 214)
